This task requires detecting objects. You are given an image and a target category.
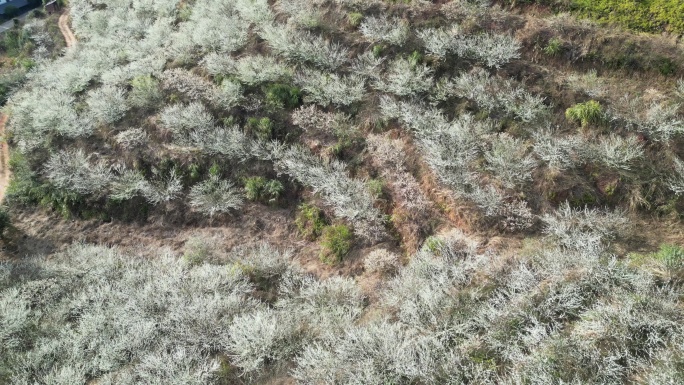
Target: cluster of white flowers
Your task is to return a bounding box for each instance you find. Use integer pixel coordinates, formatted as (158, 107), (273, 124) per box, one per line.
(452, 68), (548, 122)
(188, 175), (244, 217)
(419, 26), (520, 68)
(259, 23), (349, 70)
(272, 145), (385, 239)
(359, 15), (410, 46)
(295, 69), (366, 106)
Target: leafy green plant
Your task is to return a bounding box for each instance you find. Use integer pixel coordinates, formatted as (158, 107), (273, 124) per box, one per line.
(320, 224), (352, 264)
(372, 44), (385, 58)
(182, 236), (214, 266)
(543, 38), (563, 56)
(565, 100), (604, 127)
(408, 50), (423, 67)
(654, 57), (677, 76)
(571, 0), (684, 34)
(264, 83), (302, 109)
(295, 203), (326, 240)
(244, 176), (284, 204)
(422, 236), (445, 254)
(129, 75), (162, 109)
(209, 162), (221, 176)
(0, 207), (10, 238)
(653, 244), (684, 269)
(366, 179), (384, 198)
(347, 12), (363, 27)
(246, 117), (274, 141)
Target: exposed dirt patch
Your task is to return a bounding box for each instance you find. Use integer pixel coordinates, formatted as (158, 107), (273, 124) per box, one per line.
(0, 115), (10, 204)
(58, 13), (77, 48)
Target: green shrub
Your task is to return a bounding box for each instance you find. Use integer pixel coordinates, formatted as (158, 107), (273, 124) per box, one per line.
(5, 152), (82, 218)
(1, 27), (30, 56)
(320, 224), (352, 264)
(543, 37), (563, 56)
(188, 163), (201, 182)
(571, 0), (684, 34)
(244, 176), (284, 204)
(0, 69), (26, 105)
(347, 12), (363, 27)
(264, 83), (302, 109)
(295, 203), (326, 240)
(422, 236), (445, 254)
(30, 9), (44, 19)
(0, 207), (10, 238)
(182, 236), (214, 266)
(129, 75), (162, 108)
(408, 51), (423, 67)
(629, 244), (684, 284)
(565, 100), (604, 127)
(654, 57), (677, 76)
(653, 244), (684, 269)
(246, 117), (274, 141)
(372, 44), (385, 58)
(367, 179), (384, 198)
(209, 162), (221, 176)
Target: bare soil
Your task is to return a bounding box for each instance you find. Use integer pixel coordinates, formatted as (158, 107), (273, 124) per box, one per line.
(0, 115), (10, 204)
(58, 13), (77, 48)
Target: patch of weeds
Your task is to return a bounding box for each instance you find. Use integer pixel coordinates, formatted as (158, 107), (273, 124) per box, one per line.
(422, 235), (445, 254)
(653, 244), (684, 270)
(263, 83), (302, 110)
(295, 203), (326, 240)
(188, 163), (201, 182)
(629, 244), (684, 284)
(320, 224), (353, 265)
(347, 12), (363, 27)
(565, 100), (604, 127)
(408, 50), (423, 67)
(367, 179), (384, 199)
(654, 57), (677, 76)
(569, 191), (597, 208)
(372, 44), (385, 58)
(209, 162), (221, 176)
(246, 117), (274, 141)
(244, 176), (284, 204)
(0, 207), (10, 238)
(571, 0), (684, 34)
(183, 236), (214, 266)
(543, 37), (563, 56)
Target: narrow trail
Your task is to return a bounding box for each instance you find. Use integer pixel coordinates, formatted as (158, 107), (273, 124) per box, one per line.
(58, 13), (77, 48)
(0, 115), (10, 204)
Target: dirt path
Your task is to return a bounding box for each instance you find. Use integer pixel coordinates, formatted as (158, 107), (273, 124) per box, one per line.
(58, 13), (76, 48)
(0, 115), (9, 203)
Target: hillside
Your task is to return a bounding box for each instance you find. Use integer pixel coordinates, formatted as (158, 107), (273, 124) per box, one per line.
(1, 0), (684, 384)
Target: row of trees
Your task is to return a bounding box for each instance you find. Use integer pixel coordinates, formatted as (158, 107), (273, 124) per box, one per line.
(2, 207), (683, 384)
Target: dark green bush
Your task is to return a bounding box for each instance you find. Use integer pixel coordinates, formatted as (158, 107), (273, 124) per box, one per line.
(320, 224), (352, 265)
(543, 38), (564, 56)
(0, 207), (10, 238)
(295, 203), (326, 240)
(244, 176), (284, 204)
(246, 117), (274, 141)
(347, 12), (363, 27)
(565, 100), (604, 127)
(264, 83), (302, 109)
(571, 0), (684, 34)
